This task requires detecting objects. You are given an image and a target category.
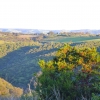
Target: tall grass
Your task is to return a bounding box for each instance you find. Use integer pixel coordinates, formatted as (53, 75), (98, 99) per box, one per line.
(0, 40), (4, 44)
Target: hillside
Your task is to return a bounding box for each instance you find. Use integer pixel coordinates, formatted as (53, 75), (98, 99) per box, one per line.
(0, 32), (100, 90)
(0, 78), (23, 97)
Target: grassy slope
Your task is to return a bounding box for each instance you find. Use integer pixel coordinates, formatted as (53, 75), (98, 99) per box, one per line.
(42, 36), (100, 43)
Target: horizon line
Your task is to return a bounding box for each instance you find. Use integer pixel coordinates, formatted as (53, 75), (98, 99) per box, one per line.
(0, 28), (100, 30)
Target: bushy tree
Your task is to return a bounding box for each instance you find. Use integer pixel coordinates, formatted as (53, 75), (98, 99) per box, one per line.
(36, 44), (100, 100)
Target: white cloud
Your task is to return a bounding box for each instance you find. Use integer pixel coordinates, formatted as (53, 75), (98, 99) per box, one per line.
(0, 0), (100, 30)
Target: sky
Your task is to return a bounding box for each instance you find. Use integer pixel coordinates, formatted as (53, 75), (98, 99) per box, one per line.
(0, 0), (100, 30)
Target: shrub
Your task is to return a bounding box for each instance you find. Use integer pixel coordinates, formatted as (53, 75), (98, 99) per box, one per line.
(35, 44), (100, 100)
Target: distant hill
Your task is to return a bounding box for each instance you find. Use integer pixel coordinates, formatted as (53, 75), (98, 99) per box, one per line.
(0, 28), (100, 34)
(69, 29), (100, 34)
(0, 28), (61, 34)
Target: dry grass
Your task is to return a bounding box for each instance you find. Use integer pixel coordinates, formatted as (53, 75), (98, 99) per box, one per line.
(0, 40), (5, 44)
(18, 35), (38, 39)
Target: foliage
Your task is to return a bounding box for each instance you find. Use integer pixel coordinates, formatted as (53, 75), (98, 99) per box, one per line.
(36, 45), (100, 100)
(0, 32), (100, 91)
(91, 93), (100, 100)
(42, 34), (100, 43)
(0, 41), (64, 89)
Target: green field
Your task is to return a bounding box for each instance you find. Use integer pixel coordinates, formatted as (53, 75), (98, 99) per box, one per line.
(45, 36), (100, 43)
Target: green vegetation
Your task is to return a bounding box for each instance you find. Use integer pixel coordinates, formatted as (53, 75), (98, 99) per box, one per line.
(36, 45), (100, 100)
(0, 32), (100, 100)
(43, 36), (100, 43)
(56, 36), (100, 43)
(0, 33), (65, 88)
(0, 41), (40, 58)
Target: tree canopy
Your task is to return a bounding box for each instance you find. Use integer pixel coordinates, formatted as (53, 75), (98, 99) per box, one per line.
(36, 44), (100, 100)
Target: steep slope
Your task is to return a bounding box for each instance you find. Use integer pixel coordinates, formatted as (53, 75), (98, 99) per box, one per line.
(0, 78), (23, 97)
(0, 43), (64, 89)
